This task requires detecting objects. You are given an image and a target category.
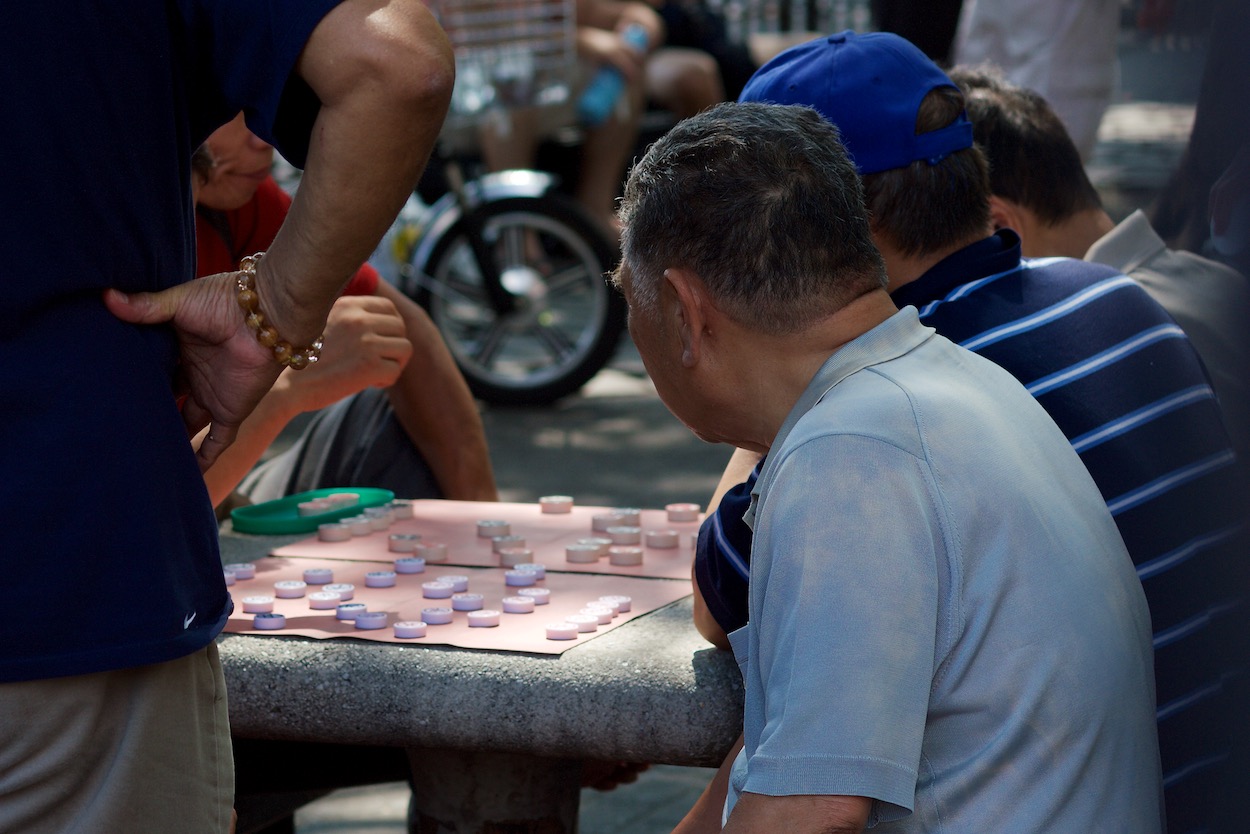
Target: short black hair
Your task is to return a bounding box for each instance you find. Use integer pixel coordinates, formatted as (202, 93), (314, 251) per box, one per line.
(617, 102), (886, 334)
(949, 65), (1103, 224)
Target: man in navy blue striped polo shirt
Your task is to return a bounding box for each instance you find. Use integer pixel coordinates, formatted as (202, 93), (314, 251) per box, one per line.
(693, 31), (1247, 833)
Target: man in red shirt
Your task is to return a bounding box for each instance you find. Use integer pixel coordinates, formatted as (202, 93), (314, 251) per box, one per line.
(194, 114), (497, 507)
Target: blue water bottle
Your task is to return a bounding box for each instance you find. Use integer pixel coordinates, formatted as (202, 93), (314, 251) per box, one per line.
(577, 23), (649, 127)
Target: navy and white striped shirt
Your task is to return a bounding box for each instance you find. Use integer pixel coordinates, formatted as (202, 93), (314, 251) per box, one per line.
(695, 230), (1247, 833)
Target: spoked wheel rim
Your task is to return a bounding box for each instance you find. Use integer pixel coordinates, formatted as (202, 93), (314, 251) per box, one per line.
(422, 202), (622, 403)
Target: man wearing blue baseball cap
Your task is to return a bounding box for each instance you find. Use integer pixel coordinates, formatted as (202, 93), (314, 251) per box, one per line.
(691, 31), (1247, 834)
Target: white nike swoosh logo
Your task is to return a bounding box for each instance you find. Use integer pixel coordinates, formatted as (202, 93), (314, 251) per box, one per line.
(184, 612), (197, 629)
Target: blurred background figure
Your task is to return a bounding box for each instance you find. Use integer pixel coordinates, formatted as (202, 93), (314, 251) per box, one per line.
(951, 64), (1250, 460)
(952, 0), (1120, 161)
(480, 0), (724, 242)
(871, 0), (963, 64)
(652, 0), (760, 99)
(1149, 0), (1250, 275)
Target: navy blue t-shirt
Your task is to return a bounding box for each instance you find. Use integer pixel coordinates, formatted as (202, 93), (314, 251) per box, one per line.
(694, 231), (1248, 831)
(0, 0), (340, 682)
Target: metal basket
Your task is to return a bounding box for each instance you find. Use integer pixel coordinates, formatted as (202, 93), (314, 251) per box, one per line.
(428, 0), (577, 131)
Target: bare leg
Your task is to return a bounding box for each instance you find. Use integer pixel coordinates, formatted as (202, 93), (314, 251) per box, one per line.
(646, 47), (725, 119)
(671, 735), (744, 834)
(478, 106), (543, 172)
(575, 77), (644, 245)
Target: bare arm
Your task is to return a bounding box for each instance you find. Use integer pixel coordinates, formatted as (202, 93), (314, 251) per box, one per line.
(708, 447), (763, 515)
(721, 792), (869, 834)
(577, 0), (664, 42)
(196, 389), (297, 509)
(671, 735), (742, 834)
(691, 565), (731, 651)
(374, 280), (499, 501)
(107, 0), (455, 469)
(198, 294), (412, 506)
(672, 737), (868, 834)
(263, 0), (456, 343)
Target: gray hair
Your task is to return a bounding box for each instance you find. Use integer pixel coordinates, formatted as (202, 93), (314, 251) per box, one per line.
(615, 102), (885, 333)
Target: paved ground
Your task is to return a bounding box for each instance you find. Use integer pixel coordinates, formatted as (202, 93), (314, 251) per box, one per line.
(288, 26), (1207, 834)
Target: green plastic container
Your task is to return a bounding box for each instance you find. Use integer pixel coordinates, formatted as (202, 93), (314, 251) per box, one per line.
(230, 487), (396, 535)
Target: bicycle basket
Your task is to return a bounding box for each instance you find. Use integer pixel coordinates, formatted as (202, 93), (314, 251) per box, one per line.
(427, 0), (577, 129)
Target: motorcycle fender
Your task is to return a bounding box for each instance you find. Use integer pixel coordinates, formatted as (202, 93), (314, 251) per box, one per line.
(411, 169), (560, 269)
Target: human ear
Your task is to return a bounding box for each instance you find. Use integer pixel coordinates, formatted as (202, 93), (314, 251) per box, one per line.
(987, 195), (1025, 237)
(663, 268), (707, 368)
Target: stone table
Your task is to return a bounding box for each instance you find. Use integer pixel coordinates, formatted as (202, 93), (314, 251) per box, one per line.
(217, 528), (743, 833)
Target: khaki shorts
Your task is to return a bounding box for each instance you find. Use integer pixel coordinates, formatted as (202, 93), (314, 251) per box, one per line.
(0, 644), (234, 834)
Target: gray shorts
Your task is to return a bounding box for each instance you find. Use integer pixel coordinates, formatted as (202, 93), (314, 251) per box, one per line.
(0, 644), (233, 833)
(239, 387), (441, 503)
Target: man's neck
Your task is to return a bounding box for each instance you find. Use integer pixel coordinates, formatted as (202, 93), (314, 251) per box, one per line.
(1023, 208), (1116, 260)
(878, 229), (990, 293)
(728, 288), (899, 452)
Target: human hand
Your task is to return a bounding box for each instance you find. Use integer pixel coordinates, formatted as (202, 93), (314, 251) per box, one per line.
(615, 2), (664, 47)
(577, 25), (649, 80)
(103, 273), (286, 471)
(275, 294), (412, 414)
(581, 760), (651, 791)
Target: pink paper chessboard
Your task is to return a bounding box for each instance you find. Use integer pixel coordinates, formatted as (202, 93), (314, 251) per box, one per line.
(224, 556), (690, 654)
(269, 500), (703, 580)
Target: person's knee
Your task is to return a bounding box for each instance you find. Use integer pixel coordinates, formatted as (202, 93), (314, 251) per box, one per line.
(478, 106), (544, 171)
(647, 49), (725, 118)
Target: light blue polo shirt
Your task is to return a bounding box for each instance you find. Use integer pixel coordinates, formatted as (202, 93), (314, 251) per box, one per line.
(725, 308), (1162, 831)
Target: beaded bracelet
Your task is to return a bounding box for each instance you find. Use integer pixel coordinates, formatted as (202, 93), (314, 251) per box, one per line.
(236, 252), (323, 370)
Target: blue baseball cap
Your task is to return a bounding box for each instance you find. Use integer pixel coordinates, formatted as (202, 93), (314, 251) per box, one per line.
(739, 30), (974, 175)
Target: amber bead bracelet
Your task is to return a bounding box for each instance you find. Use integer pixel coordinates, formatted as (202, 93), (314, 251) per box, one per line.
(236, 252), (323, 370)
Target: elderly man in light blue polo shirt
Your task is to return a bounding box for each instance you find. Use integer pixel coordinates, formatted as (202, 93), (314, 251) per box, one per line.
(614, 101), (1162, 832)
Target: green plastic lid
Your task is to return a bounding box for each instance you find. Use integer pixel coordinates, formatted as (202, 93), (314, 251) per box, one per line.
(230, 487), (396, 535)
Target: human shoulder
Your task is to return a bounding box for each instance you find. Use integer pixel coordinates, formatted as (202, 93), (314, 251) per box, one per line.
(1017, 252), (1129, 289)
(772, 311), (999, 462)
(777, 356), (935, 471)
(899, 231), (1148, 329)
(1086, 211), (1250, 328)
(181, 0), (345, 161)
(1083, 210), (1240, 282)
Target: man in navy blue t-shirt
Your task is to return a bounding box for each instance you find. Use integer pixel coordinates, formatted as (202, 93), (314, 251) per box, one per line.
(690, 31), (1247, 834)
(0, 2), (453, 829)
